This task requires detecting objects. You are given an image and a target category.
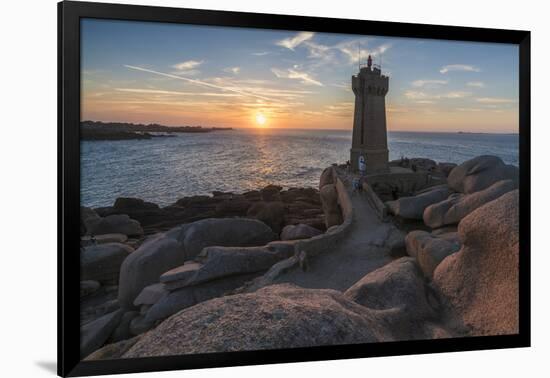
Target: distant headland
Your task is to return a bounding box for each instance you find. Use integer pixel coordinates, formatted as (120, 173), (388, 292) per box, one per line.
(457, 131), (518, 135)
(80, 120), (233, 141)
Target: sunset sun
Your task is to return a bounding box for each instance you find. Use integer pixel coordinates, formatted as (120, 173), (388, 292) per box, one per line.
(255, 113), (267, 126)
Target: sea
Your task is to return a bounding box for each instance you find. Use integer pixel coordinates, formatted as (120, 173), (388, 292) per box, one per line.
(81, 129), (519, 208)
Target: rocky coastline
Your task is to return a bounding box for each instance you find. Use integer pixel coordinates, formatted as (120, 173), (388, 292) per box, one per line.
(80, 129), (174, 141)
(80, 120), (233, 141)
(85, 185), (325, 237)
(79, 155), (519, 360)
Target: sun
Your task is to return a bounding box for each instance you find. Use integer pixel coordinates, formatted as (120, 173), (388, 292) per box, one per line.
(255, 113), (267, 126)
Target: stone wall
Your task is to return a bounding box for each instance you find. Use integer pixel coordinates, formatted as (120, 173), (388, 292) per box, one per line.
(296, 169), (353, 259)
(362, 181), (388, 220)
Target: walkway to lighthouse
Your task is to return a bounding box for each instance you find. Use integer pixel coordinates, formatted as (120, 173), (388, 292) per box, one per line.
(268, 171), (399, 292)
(263, 51), (397, 291)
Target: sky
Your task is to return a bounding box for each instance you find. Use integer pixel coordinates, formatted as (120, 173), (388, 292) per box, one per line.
(81, 19), (519, 133)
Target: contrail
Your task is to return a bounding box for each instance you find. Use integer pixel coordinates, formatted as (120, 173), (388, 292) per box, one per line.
(124, 65), (279, 102)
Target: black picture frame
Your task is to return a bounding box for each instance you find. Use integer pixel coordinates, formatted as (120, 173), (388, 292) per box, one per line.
(58, 1), (531, 376)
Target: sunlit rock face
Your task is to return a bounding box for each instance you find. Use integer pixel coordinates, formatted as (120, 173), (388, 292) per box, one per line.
(434, 190), (519, 336)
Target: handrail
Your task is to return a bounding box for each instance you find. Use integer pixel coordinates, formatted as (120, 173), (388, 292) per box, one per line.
(358, 63), (382, 70)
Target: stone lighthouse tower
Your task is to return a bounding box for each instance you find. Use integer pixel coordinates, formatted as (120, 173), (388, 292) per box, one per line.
(350, 55), (389, 173)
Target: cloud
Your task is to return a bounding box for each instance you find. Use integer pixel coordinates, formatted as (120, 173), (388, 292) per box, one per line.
(331, 82), (351, 92)
(238, 101), (304, 109)
(475, 97), (516, 104)
(303, 41), (331, 58)
(440, 64), (481, 74)
(323, 102), (354, 117)
(467, 81), (485, 88)
(337, 41), (392, 64)
(374, 43), (391, 55)
(123, 65), (314, 113)
(205, 77), (316, 99)
(172, 60), (204, 75)
(172, 60), (203, 71)
(387, 106), (411, 114)
(276, 31), (315, 50)
(171, 60), (203, 76)
(275, 35), (391, 69)
(411, 79), (448, 88)
(456, 107), (482, 112)
(404, 91), (431, 100)
(271, 68), (323, 86)
(326, 102), (353, 110)
(124, 65), (279, 102)
(114, 88), (241, 97)
(252, 51), (270, 56)
(444, 91), (472, 99)
(223, 67), (241, 74)
(404, 90), (471, 100)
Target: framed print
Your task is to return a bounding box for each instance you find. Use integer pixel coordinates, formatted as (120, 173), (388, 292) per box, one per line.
(58, 1), (530, 376)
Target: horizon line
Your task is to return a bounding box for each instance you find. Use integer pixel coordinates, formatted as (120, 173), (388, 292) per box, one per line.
(81, 119), (518, 135)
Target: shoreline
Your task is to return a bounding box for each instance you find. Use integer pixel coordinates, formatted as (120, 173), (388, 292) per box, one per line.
(81, 120), (233, 141)
(82, 183), (322, 210)
(84, 184), (326, 236)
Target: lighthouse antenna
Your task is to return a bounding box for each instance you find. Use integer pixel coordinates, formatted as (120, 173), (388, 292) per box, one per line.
(358, 42), (361, 71)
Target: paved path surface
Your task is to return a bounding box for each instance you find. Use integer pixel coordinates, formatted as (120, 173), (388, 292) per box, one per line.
(271, 173), (398, 291)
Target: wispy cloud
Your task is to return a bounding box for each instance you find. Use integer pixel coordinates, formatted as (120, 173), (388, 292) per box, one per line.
(271, 68), (323, 86)
(387, 106), (410, 114)
(475, 97), (516, 104)
(411, 79), (448, 88)
(323, 102), (354, 117)
(440, 64), (481, 74)
(337, 40), (392, 64)
(223, 66), (241, 74)
(276, 32), (315, 50)
(238, 101), (304, 109)
(467, 81), (485, 88)
(114, 88), (241, 97)
(404, 90), (471, 100)
(331, 82), (351, 92)
(100, 99), (240, 108)
(303, 41), (331, 58)
(275, 34), (391, 69)
(404, 91), (431, 100)
(252, 51), (270, 56)
(124, 65), (278, 102)
(444, 91), (472, 98)
(171, 60), (204, 75)
(173, 60), (203, 71)
(205, 77), (315, 99)
(457, 107), (483, 112)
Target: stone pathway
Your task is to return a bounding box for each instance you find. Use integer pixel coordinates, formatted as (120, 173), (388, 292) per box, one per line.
(269, 172), (398, 291)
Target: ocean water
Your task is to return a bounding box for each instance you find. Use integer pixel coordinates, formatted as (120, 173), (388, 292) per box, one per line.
(81, 129), (519, 208)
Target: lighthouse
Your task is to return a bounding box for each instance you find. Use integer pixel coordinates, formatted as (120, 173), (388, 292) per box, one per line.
(350, 55), (390, 173)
